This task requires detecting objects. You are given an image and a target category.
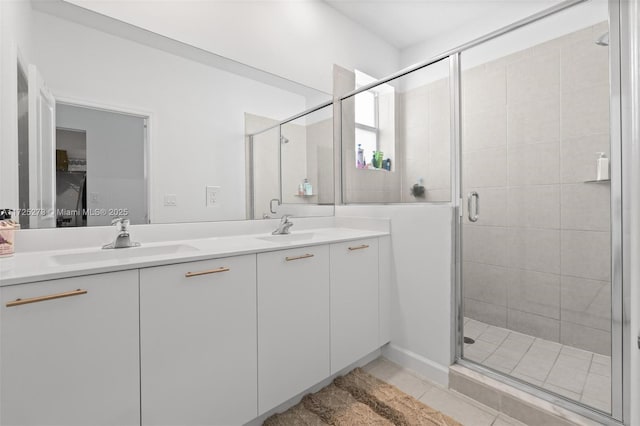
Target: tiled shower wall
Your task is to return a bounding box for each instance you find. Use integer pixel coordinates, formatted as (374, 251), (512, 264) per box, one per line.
(462, 22), (611, 355)
(399, 78), (451, 203)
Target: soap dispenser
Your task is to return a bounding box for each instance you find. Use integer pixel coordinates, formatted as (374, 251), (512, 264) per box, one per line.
(596, 152), (610, 181)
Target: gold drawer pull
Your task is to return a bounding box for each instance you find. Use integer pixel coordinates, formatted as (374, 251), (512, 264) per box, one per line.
(6, 289), (87, 308)
(185, 267), (230, 278)
(348, 244), (370, 251)
(285, 253), (314, 261)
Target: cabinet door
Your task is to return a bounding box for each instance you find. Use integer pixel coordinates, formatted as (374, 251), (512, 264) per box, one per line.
(0, 270), (140, 426)
(257, 245), (330, 414)
(140, 254), (257, 426)
(330, 238), (380, 373)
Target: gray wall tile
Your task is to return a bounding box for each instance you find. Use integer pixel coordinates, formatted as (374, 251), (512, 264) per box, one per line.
(507, 309), (560, 342)
(507, 51), (560, 105)
(561, 276), (611, 331)
(507, 96), (560, 146)
(463, 105), (507, 152)
(465, 298), (508, 328)
(561, 183), (610, 231)
(463, 147), (507, 188)
(463, 225), (509, 266)
(507, 185), (560, 229)
(507, 228), (560, 274)
(560, 321), (611, 355)
(561, 84), (609, 139)
(463, 261), (509, 306)
(508, 142), (560, 186)
(507, 269), (560, 319)
(561, 230), (611, 281)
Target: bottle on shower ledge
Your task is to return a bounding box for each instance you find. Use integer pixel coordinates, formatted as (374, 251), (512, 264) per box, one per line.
(596, 152), (610, 181)
(357, 144), (365, 168)
(303, 178), (312, 196)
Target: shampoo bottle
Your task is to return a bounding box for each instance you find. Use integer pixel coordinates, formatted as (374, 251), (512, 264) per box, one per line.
(596, 152), (610, 181)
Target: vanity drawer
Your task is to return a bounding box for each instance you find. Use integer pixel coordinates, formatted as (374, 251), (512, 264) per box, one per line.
(139, 254), (257, 426)
(257, 245), (330, 414)
(330, 238), (380, 373)
(0, 270), (140, 426)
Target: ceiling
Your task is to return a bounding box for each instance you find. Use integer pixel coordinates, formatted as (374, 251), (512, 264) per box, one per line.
(324, 0), (564, 50)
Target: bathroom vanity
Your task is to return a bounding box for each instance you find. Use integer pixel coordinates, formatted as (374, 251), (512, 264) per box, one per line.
(0, 223), (390, 426)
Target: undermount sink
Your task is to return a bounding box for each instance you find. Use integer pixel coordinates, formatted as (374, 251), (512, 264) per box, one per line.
(50, 244), (199, 265)
(256, 232), (316, 243)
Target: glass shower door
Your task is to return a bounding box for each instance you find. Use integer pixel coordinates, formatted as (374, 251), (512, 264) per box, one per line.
(459, 0), (618, 418)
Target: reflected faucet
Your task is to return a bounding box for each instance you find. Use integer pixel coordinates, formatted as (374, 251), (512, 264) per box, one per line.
(103, 218), (141, 249)
(272, 215), (293, 235)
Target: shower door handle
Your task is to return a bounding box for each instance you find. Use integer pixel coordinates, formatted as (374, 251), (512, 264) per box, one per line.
(467, 191), (479, 222)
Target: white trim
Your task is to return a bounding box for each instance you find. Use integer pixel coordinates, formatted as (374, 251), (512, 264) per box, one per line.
(382, 343), (450, 387)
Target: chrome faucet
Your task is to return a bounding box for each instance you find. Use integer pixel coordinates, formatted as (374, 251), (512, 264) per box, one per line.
(103, 218), (141, 249)
(272, 215), (293, 235)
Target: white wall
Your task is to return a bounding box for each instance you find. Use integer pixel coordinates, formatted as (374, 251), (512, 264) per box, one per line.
(336, 204), (454, 385)
(400, 0), (609, 69)
(32, 10), (308, 224)
(0, 0), (33, 212)
(56, 103), (147, 226)
(63, 0), (400, 95)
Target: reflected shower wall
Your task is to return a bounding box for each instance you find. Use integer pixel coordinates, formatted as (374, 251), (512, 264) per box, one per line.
(246, 104), (334, 220)
(340, 60), (451, 204)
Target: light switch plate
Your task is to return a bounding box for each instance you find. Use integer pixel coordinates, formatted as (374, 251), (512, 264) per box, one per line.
(164, 194), (177, 206)
(206, 186), (221, 207)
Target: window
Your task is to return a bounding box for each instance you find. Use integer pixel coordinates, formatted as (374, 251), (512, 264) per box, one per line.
(354, 70), (379, 168)
(354, 70), (394, 170)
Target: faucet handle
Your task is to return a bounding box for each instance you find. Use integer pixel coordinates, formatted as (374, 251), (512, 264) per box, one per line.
(111, 217), (124, 226)
(281, 214), (292, 222)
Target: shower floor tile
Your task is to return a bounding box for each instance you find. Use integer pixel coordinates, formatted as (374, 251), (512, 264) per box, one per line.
(463, 318), (612, 414)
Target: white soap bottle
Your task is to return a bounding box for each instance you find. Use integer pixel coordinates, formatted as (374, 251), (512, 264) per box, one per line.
(596, 152), (610, 181)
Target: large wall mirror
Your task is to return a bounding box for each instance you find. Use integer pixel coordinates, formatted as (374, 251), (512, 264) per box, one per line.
(4, 1), (332, 229)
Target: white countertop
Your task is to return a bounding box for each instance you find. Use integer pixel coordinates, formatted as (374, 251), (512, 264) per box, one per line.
(0, 227), (388, 286)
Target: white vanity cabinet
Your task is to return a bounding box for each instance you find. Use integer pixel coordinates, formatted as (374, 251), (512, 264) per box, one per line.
(0, 270), (140, 426)
(330, 238), (380, 374)
(139, 254), (258, 426)
(257, 245), (330, 414)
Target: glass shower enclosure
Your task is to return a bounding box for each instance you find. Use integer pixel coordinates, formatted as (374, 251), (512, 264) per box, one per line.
(339, 0), (624, 423)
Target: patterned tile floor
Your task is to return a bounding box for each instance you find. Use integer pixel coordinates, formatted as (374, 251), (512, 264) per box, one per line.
(363, 357), (527, 426)
(463, 318), (612, 413)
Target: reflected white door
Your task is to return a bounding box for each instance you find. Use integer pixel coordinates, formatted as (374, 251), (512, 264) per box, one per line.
(28, 65), (56, 228)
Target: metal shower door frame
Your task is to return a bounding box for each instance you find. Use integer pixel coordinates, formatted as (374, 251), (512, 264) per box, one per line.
(451, 0), (626, 424)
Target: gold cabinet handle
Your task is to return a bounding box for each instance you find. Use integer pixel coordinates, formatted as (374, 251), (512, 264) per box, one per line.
(348, 244), (370, 251)
(285, 253), (314, 261)
(6, 289), (87, 308)
(185, 267), (230, 278)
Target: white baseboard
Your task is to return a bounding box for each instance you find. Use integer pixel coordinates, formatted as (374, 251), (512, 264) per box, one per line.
(382, 343), (450, 387)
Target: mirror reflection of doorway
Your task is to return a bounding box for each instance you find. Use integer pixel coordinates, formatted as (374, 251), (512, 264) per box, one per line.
(55, 103), (148, 228)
